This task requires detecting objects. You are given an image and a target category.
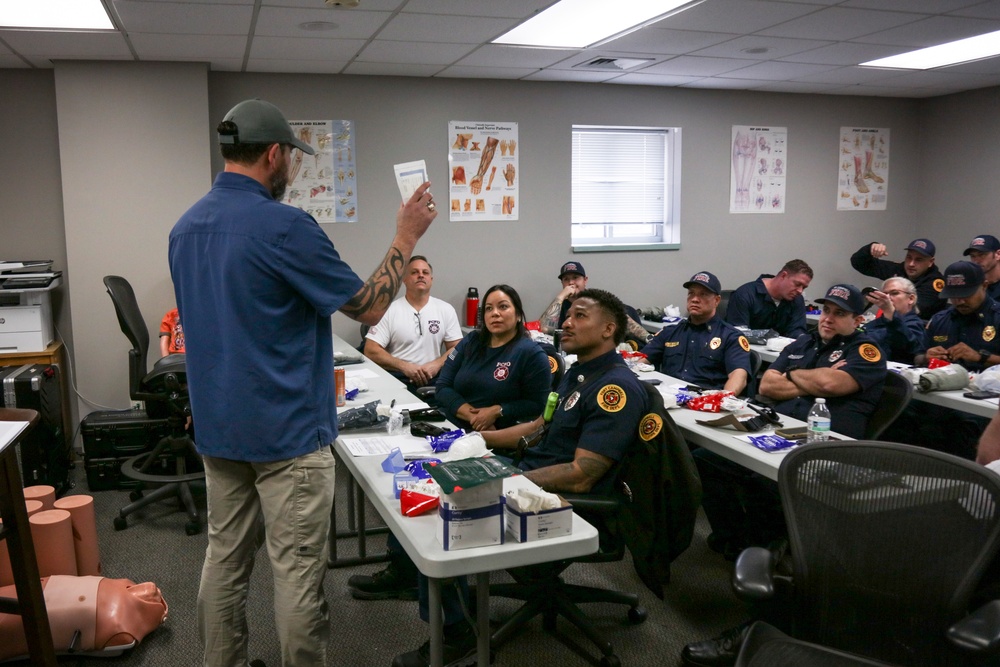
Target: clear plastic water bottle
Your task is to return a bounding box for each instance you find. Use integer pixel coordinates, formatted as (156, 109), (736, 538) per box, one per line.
(807, 397), (831, 442)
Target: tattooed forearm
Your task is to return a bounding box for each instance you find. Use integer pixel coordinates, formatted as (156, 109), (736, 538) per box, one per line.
(342, 246), (406, 320)
(539, 298), (563, 334)
(626, 317), (649, 342)
(577, 456), (612, 483)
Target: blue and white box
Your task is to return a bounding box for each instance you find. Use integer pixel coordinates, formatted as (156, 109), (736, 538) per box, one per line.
(435, 478), (505, 551)
(504, 496), (573, 542)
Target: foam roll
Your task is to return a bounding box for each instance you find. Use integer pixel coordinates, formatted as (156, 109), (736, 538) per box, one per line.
(53, 495), (102, 576)
(28, 509), (78, 577)
(23, 485), (56, 510)
(25, 499), (43, 517)
(0, 501), (46, 587)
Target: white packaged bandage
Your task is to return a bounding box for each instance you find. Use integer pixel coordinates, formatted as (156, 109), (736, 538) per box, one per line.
(506, 488), (562, 513)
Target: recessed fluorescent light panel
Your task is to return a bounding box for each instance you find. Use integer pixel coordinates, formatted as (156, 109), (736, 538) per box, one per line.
(0, 0), (114, 30)
(861, 29), (1000, 70)
(494, 0), (702, 49)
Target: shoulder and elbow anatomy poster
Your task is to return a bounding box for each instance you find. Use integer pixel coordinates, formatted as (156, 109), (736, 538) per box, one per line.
(730, 126), (787, 214)
(284, 120), (358, 224)
(838, 127), (889, 211)
(448, 121), (518, 221)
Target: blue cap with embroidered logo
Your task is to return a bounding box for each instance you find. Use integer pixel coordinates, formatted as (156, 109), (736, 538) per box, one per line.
(905, 238), (935, 257)
(558, 261), (586, 279)
(940, 261), (985, 299)
(816, 284), (866, 315)
(963, 235), (1000, 256)
(683, 271), (721, 295)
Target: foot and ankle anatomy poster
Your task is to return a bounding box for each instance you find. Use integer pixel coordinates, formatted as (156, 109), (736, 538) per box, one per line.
(448, 121), (518, 221)
(730, 126), (787, 214)
(838, 127), (889, 211)
(283, 120), (358, 223)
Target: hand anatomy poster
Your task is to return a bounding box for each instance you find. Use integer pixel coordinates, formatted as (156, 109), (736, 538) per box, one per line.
(730, 126), (787, 214)
(283, 120), (358, 223)
(448, 121), (518, 221)
(838, 127), (889, 211)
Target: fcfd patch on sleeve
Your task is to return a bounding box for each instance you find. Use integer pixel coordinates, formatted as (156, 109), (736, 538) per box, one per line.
(597, 384), (627, 412)
(738, 336), (750, 352)
(859, 343), (882, 362)
(639, 413), (663, 441)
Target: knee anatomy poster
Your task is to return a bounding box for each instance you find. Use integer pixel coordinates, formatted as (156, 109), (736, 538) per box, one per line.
(283, 120), (358, 224)
(838, 127), (889, 211)
(730, 126), (787, 214)
(448, 121), (518, 221)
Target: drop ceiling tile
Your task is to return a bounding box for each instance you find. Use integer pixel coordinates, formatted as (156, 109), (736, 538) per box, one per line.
(842, 0), (980, 12)
(692, 35), (833, 60)
(643, 55), (757, 76)
(250, 35), (365, 60)
(256, 6), (393, 38)
(950, 1), (1000, 19)
(131, 32), (246, 60)
(792, 65), (906, 85)
(523, 68), (626, 83)
(377, 13), (516, 44)
(358, 40), (476, 65)
(943, 57), (1000, 74)
(246, 58), (349, 74)
(869, 68), (999, 87)
(778, 41), (905, 65)
(609, 72), (703, 86)
(602, 28), (739, 55)
(403, 0), (550, 19)
(758, 7), (921, 41)
(677, 76), (765, 89)
(0, 30), (133, 58)
(720, 60), (837, 80)
(753, 80), (844, 94)
(114, 1), (253, 34)
(547, 52), (661, 72)
(852, 16), (1000, 47)
(437, 65), (539, 79)
(454, 45), (576, 68)
(263, 0), (403, 8)
(343, 61), (443, 76)
(657, 0), (821, 34)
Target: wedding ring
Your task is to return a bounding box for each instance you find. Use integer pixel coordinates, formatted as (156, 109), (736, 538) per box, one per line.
(426, 202), (436, 211)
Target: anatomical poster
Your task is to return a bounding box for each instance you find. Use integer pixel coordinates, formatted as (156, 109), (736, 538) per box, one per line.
(837, 127), (889, 211)
(730, 125), (787, 214)
(448, 121), (518, 221)
(283, 120), (358, 223)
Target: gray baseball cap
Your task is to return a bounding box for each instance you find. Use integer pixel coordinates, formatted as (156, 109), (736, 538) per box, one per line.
(218, 99), (315, 155)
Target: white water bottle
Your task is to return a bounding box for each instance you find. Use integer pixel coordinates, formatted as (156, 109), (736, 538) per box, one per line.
(807, 398), (831, 442)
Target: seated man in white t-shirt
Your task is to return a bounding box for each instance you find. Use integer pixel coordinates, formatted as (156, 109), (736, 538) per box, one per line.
(364, 255), (463, 390)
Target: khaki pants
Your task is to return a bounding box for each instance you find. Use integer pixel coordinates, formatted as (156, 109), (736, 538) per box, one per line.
(197, 447), (336, 667)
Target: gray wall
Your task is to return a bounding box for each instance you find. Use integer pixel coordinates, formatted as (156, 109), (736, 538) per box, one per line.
(3, 62), (997, 424)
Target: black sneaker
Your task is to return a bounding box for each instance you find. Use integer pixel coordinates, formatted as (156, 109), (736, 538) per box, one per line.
(348, 562), (419, 601)
(681, 620), (752, 667)
(391, 620), (481, 667)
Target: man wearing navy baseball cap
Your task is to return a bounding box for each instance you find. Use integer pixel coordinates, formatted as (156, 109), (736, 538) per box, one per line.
(640, 271), (751, 395)
(918, 260), (1000, 372)
(850, 238), (945, 320)
(538, 260), (649, 344)
(963, 234), (1000, 301)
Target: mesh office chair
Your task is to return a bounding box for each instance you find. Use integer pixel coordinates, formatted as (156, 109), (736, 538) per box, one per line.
(863, 371), (912, 440)
(731, 441), (1000, 666)
(103, 276), (205, 536)
(717, 289), (735, 321)
(489, 384), (701, 667)
(746, 349), (762, 399)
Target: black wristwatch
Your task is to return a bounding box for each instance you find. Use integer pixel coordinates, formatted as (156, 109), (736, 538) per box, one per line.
(980, 350), (991, 366)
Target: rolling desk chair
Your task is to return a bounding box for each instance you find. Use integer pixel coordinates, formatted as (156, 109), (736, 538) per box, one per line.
(0, 408), (57, 666)
(863, 371), (912, 440)
(731, 441), (1000, 666)
(103, 276), (205, 536)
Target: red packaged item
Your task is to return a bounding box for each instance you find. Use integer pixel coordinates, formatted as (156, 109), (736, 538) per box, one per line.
(686, 392), (732, 413)
(927, 357), (951, 369)
(400, 488), (439, 517)
(620, 350), (648, 362)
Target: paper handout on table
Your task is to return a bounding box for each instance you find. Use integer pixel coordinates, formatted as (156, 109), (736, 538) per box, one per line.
(340, 434), (432, 458)
(394, 160), (428, 202)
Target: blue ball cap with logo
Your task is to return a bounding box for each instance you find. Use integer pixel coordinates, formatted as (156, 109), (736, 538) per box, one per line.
(905, 238), (935, 257)
(963, 235), (1000, 256)
(682, 271), (721, 295)
(816, 284), (866, 315)
(940, 261), (985, 299)
(558, 261), (586, 279)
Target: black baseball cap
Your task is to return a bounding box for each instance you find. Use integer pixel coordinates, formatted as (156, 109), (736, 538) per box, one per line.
(558, 261), (586, 279)
(683, 271), (722, 295)
(219, 99), (315, 155)
(816, 284), (866, 315)
(963, 235), (1000, 256)
(940, 261), (985, 299)
(905, 238), (935, 257)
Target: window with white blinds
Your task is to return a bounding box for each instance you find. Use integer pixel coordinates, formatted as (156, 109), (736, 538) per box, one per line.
(571, 125), (681, 251)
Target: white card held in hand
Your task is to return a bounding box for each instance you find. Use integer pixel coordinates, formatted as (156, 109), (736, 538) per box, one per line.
(394, 160), (428, 202)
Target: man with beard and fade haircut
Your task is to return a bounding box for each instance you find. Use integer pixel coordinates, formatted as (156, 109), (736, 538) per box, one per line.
(850, 238), (945, 320)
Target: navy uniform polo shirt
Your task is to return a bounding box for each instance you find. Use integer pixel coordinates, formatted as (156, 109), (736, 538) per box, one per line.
(726, 275), (808, 338)
(850, 242), (946, 320)
(640, 315), (751, 390)
(169, 172), (364, 463)
(768, 330), (887, 439)
(519, 349), (648, 495)
(863, 310), (924, 365)
(922, 297), (1000, 372)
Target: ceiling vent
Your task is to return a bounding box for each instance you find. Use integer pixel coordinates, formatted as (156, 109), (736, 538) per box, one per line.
(574, 57), (654, 71)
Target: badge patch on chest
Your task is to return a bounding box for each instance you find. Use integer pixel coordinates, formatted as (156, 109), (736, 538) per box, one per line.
(828, 350), (843, 363)
(859, 343), (881, 362)
(709, 337), (722, 350)
(564, 391), (581, 411)
(639, 413), (662, 441)
(598, 384), (627, 413)
(428, 320), (440, 334)
(985, 326), (996, 343)
(494, 362), (511, 381)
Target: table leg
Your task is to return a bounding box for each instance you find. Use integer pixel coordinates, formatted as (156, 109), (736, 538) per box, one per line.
(476, 572), (490, 667)
(428, 577), (443, 667)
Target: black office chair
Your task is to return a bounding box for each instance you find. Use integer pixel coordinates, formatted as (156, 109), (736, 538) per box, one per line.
(745, 349), (762, 398)
(731, 441), (1000, 667)
(489, 384), (701, 667)
(863, 371), (912, 440)
(537, 342), (565, 390)
(717, 289), (735, 321)
(103, 275), (205, 536)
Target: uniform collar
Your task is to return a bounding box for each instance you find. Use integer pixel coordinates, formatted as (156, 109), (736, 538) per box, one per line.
(567, 348), (622, 385)
(213, 171), (272, 199)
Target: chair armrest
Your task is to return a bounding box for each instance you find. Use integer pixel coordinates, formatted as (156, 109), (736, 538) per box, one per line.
(415, 386), (436, 402)
(948, 600), (1000, 654)
(562, 493), (619, 515)
(732, 546), (777, 600)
